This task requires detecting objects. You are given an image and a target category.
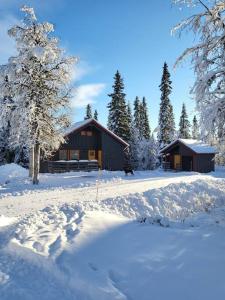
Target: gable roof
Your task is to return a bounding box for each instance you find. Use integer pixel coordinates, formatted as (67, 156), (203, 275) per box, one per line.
(64, 118), (129, 147)
(160, 138), (217, 154)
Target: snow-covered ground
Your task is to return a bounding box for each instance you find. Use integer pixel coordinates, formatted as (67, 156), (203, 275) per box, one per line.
(0, 164), (225, 299)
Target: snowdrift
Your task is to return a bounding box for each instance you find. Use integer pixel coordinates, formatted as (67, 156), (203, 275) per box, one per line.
(0, 163), (28, 185)
(101, 179), (225, 223)
(11, 179), (225, 257)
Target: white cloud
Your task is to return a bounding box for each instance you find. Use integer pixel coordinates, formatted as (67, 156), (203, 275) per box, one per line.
(71, 83), (106, 108)
(0, 15), (19, 64)
(71, 60), (92, 82)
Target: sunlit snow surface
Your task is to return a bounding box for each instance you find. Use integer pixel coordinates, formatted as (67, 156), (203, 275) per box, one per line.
(0, 164), (225, 300)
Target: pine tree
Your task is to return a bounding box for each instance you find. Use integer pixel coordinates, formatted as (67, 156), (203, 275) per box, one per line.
(84, 104), (92, 120)
(94, 109), (98, 121)
(179, 103), (191, 139)
(131, 97), (157, 170)
(133, 96), (142, 135)
(127, 101), (132, 129)
(157, 62), (175, 149)
(107, 71), (130, 142)
(192, 115), (199, 140)
(2, 6), (76, 184)
(142, 97), (151, 139)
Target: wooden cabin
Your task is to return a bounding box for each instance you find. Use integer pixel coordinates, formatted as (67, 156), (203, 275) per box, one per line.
(40, 118), (129, 173)
(160, 139), (217, 173)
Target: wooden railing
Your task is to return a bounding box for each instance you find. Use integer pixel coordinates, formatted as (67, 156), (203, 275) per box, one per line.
(162, 162), (171, 171)
(40, 160), (99, 173)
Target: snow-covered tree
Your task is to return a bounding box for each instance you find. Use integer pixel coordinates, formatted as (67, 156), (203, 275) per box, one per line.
(84, 104), (92, 120)
(192, 115), (199, 139)
(0, 68), (15, 163)
(157, 62), (175, 149)
(173, 0), (225, 163)
(137, 136), (158, 170)
(127, 101), (132, 129)
(141, 97), (151, 139)
(130, 97), (156, 170)
(0, 67), (29, 165)
(107, 71), (130, 142)
(3, 6), (76, 183)
(179, 103), (191, 138)
(130, 126), (158, 170)
(133, 96), (142, 135)
(94, 109), (98, 120)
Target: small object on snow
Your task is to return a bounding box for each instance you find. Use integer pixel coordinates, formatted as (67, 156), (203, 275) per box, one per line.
(123, 149), (134, 176)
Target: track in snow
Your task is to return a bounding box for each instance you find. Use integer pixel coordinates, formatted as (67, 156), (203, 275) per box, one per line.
(0, 173), (215, 217)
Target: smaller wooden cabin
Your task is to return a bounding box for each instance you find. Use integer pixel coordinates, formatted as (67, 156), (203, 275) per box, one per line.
(160, 139), (217, 173)
(40, 118), (129, 173)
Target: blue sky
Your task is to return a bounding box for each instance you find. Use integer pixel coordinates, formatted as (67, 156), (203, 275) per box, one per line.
(0, 0), (197, 131)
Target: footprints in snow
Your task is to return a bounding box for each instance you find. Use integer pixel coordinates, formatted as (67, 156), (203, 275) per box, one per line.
(12, 204), (85, 257)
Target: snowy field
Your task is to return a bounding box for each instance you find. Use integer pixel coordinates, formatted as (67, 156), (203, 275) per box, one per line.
(0, 164), (225, 300)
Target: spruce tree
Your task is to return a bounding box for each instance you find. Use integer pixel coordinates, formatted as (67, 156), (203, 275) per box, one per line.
(142, 97), (151, 139)
(127, 101), (132, 129)
(94, 109), (98, 121)
(133, 96), (142, 135)
(84, 104), (92, 120)
(192, 115), (199, 140)
(157, 62), (175, 149)
(107, 71), (130, 142)
(179, 103), (191, 139)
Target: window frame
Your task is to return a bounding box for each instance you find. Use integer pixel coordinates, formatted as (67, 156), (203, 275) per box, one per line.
(69, 150), (80, 160)
(59, 149), (67, 160)
(86, 131), (93, 136)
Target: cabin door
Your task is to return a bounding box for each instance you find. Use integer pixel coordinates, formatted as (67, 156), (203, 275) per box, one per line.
(174, 154), (181, 170)
(98, 150), (102, 169)
(88, 150), (96, 160)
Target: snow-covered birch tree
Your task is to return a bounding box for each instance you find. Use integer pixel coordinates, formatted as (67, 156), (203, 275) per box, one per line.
(3, 6), (76, 183)
(173, 0), (225, 163)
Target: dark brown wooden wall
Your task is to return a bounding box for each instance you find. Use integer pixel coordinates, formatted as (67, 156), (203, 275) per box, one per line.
(102, 131), (126, 170)
(195, 154), (215, 173)
(162, 141), (215, 173)
(48, 123), (126, 170)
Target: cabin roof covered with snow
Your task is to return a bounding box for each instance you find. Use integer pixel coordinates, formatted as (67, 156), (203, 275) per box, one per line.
(160, 139), (217, 154)
(64, 118), (129, 147)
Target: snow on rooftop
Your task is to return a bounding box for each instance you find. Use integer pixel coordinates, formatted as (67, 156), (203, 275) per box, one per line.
(63, 119), (92, 136)
(161, 139), (217, 154)
(63, 118), (129, 146)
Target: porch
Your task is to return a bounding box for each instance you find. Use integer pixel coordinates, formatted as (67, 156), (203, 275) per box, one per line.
(162, 154), (193, 172)
(40, 160), (99, 173)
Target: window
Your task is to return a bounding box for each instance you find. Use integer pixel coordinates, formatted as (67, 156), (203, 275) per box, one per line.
(88, 150), (96, 160)
(80, 131), (93, 136)
(59, 150), (67, 160)
(87, 131), (93, 136)
(70, 150), (79, 160)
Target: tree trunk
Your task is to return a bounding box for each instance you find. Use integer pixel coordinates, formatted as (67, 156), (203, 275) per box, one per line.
(29, 147), (34, 178)
(32, 143), (40, 185)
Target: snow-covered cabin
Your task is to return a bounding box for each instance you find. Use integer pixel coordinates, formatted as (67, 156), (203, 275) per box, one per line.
(40, 118), (129, 172)
(160, 139), (217, 173)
